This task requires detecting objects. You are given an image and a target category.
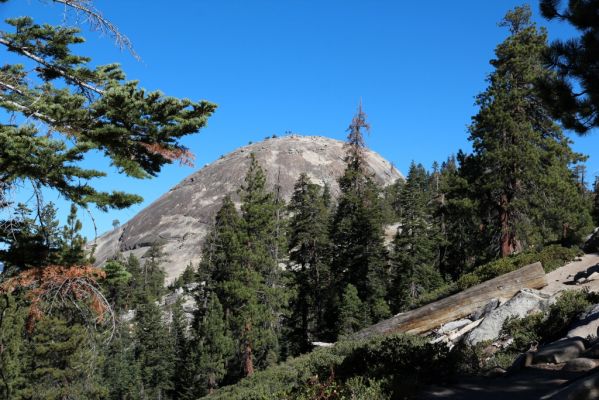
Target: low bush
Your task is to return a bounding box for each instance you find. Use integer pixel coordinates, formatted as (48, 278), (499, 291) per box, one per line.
(204, 334), (457, 400)
(455, 245), (581, 292)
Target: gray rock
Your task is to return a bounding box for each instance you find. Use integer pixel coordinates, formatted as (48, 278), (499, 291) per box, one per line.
(584, 227), (599, 253)
(532, 337), (587, 365)
(438, 319), (473, 334)
(465, 289), (552, 345)
(507, 352), (535, 373)
(585, 342), (599, 358)
(562, 357), (599, 372)
(567, 304), (599, 339)
(90, 136), (403, 283)
(471, 298), (500, 321)
(543, 369), (599, 399)
(588, 272), (599, 282)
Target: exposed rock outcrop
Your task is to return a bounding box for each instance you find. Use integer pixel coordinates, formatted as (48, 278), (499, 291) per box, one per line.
(91, 135), (402, 282)
(465, 289), (553, 345)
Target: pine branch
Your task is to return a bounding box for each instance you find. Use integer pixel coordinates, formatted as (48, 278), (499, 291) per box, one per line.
(0, 37), (106, 95)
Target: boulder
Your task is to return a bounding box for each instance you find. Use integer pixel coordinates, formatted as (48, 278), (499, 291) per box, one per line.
(562, 357), (599, 372)
(465, 289), (552, 345)
(585, 342), (599, 358)
(584, 228), (599, 253)
(471, 298), (500, 321)
(543, 369), (599, 399)
(567, 304), (599, 339)
(508, 352), (535, 373)
(532, 337), (587, 365)
(438, 319), (473, 334)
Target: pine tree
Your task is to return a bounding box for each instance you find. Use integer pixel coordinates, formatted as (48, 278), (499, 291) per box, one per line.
(286, 173), (331, 354)
(124, 253), (145, 309)
(337, 284), (366, 337)
(0, 2), (216, 211)
(0, 294), (26, 399)
(103, 323), (142, 400)
(467, 6), (591, 257)
(172, 262), (195, 289)
(142, 242), (167, 302)
(135, 299), (175, 399)
(193, 294), (234, 396)
(593, 177), (599, 227)
(391, 162), (443, 311)
(235, 154), (287, 375)
(330, 104), (390, 334)
(103, 260), (132, 311)
(170, 298), (192, 400)
(59, 204), (87, 265)
(18, 316), (106, 399)
(435, 154), (483, 278)
(0, 202), (61, 271)
(538, 0), (599, 134)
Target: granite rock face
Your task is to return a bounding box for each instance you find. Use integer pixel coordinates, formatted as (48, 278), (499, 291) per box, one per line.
(91, 135), (402, 282)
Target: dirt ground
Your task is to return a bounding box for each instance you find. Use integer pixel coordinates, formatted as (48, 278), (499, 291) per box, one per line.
(541, 253), (599, 295)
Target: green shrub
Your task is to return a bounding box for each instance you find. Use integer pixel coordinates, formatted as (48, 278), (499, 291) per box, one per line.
(456, 274), (481, 291)
(204, 334), (456, 400)
(503, 290), (595, 350)
(452, 245), (581, 292)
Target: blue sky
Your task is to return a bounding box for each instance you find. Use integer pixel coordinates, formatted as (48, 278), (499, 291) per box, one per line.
(2, 0), (598, 239)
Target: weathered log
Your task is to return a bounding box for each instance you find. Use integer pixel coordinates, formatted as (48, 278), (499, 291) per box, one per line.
(354, 262), (547, 339)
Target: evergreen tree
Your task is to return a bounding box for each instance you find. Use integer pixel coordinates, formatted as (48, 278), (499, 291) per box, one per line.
(123, 253), (145, 309)
(467, 6), (591, 257)
(170, 298), (192, 400)
(0, 203), (61, 271)
(330, 104), (390, 335)
(435, 154), (484, 278)
(391, 162), (443, 311)
(103, 260), (132, 311)
(193, 294), (234, 396)
(337, 284), (366, 337)
(172, 262), (195, 289)
(0, 2), (216, 211)
(286, 173), (331, 354)
(538, 0), (599, 134)
(59, 204), (87, 265)
(103, 323), (142, 400)
(0, 293), (26, 399)
(135, 299), (175, 399)
(18, 316), (106, 399)
(235, 154), (287, 375)
(142, 242), (167, 302)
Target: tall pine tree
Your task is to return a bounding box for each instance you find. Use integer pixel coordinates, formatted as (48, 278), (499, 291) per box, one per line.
(286, 173), (331, 353)
(467, 6), (591, 257)
(330, 104), (390, 335)
(391, 162), (443, 312)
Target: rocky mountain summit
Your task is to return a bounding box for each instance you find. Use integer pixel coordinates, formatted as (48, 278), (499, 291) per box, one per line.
(92, 135), (402, 281)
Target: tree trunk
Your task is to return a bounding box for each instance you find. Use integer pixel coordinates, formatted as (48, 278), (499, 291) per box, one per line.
(243, 322), (254, 377)
(353, 262), (546, 339)
(500, 193), (514, 257)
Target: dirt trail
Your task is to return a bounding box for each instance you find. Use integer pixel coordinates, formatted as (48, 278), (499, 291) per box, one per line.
(541, 253), (599, 295)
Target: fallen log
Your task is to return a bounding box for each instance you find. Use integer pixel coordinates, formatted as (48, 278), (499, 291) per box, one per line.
(353, 262), (547, 339)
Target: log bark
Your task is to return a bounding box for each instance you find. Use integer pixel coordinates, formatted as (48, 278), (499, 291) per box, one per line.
(354, 262), (547, 339)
